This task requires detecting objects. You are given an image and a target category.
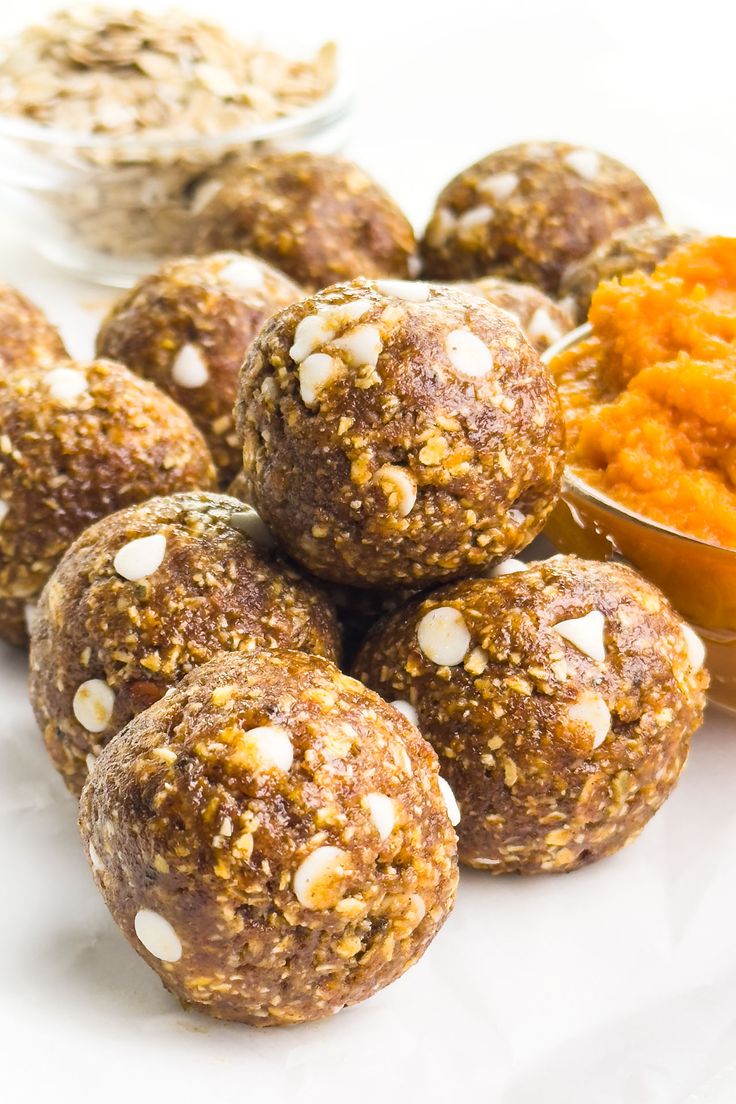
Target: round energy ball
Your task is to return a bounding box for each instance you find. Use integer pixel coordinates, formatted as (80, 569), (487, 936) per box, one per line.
(0, 359), (215, 611)
(226, 473), (411, 660)
(452, 276), (575, 353)
(78, 648), (458, 1025)
(421, 142), (661, 295)
(0, 283), (66, 370)
(236, 278), (565, 588)
(30, 491), (340, 796)
(353, 556), (708, 874)
(559, 219), (702, 323)
(190, 151), (417, 290)
(96, 253), (302, 483)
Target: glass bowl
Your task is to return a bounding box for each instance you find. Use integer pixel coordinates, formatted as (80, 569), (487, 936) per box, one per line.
(0, 50), (354, 287)
(542, 324), (736, 712)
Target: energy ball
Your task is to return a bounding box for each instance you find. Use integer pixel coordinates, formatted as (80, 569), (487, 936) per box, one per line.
(0, 283), (66, 370)
(353, 556), (708, 874)
(190, 151), (417, 290)
(559, 219), (702, 323)
(421, 142), (661, 295)
(78, 648), (458, 1025)
(452, 276), (575, 353)
(236, 278), (565, 588)
(0, 359), (215, 614)
(96, 253), (302, 483)
(30, 491), (340, 796)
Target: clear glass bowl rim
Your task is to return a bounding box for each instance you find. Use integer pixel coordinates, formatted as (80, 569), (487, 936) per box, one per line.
(542, 322), (736, 563)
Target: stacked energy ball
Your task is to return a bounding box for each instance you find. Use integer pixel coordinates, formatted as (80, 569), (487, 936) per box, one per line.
(0, 145), (708, 1028)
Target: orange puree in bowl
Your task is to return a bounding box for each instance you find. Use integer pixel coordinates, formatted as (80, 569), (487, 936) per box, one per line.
(551, 237), (736, 549)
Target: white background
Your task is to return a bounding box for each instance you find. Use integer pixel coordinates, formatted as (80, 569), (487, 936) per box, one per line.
(1, 2), (735, 1103)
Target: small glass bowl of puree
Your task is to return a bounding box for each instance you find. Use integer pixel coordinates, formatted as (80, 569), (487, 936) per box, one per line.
(544, 236), (736, 711)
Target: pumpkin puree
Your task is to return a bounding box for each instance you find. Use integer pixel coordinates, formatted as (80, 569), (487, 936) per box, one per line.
(551, 237), (736, 549)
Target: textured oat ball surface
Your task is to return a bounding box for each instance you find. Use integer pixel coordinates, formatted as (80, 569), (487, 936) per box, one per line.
(236, 278), (565, 588)
(31, 491), (340, 797)
(559, 219), (702, 322)
(96, 253), (302, 483)
(421, 142), (661, 295)
(0, 284), (66, 370)
(452, 276), (575, 353)
(191, 151), (417, 290)
(353, 556), (708, 873)
(0, 358), (215, 604)
(79, 648), (458, 1025)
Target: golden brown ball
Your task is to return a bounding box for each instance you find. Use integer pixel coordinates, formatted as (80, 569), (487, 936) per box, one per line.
(79, 649), (458, 1025)
(353, 556), (708, 873)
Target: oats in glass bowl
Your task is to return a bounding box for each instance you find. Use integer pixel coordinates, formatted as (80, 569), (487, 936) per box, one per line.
(0, 8), (351, 284)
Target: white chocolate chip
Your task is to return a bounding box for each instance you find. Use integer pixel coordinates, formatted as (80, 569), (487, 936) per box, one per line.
(293, 846), (350, 909)
(113, 533), (166, 582)
(229, 507), (275, 549)
(0, 500), (7, 526)
(489, 558), (529, 578)
(553, 610), (607, 662)
(299, 352), (338, 405)
(438, 776), (461, 826)
(240, 725), (293, 773)
(45, 366), (88, 402)
(88, 842), (104, 873)
(134, 908), (182, 963)
(457, 204), (495, 233)
(332, 324), (383, 368)
(289, 301), (372, 363)
(445, 329), (493, 379)
(218, 257), (264, 290)
(375, 279), (430, 302)
(564, 149), (601, 181)
(376, 464), (417, 517)
(329, 300), (373, 325)
(480, 171), (519, 201)
(428, 206), (457, 247)
(171, 344), (208, 388)
(290, 314), (335, 363)
(73, 679), (115, 733)
(363, 793), (396, 842)
(682, 624), (706, 670)
(392, 699), (418, 727)
(24, 601), (38, 636)
(417, 606), (471, 666)
(567, 691), (611, 749)
(85, 752), (97, 774)
(527, 307), (563, 346)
